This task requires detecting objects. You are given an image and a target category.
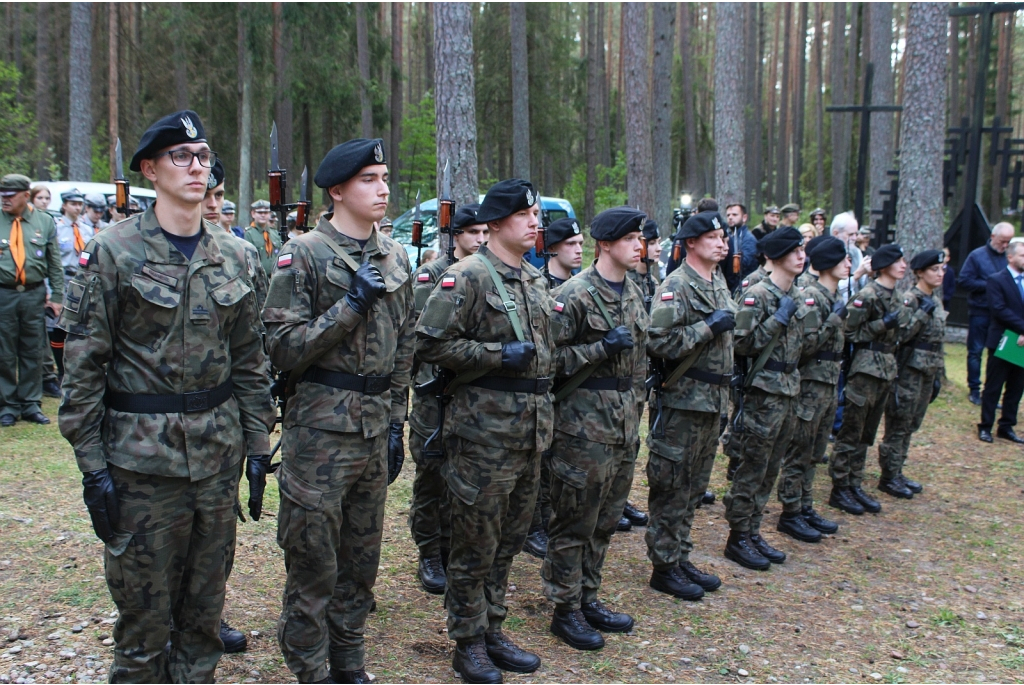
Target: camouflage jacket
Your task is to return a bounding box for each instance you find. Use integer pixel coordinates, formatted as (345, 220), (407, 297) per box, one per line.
(735, 265), (770, 299)
(845, 280), (917, 381)
(262, 217), (415, 437)
(734, 277), (818, 397)
(416, 245), (556, 452)
(408, 256), (454, 438)
(239, 238), (270, 311)
(797, 279), (845, 387)
(57, 207), (274, 479)
(898, 286), (946, 374)
(243, 224), (283, 278)
(626, 265), (660, 307)
(647, 262), (736, 414)
(0, 205), (63, 298)
(551, 265), (650, 445)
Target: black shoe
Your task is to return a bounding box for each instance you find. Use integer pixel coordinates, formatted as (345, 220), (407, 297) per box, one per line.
(330, 668), (372, 684)
(969, 390), (981, 405)
(42, 380), (61, 398)
(678, 560), (721, 591)
(616, 516), (632, 532)
(850, 486), (882, 513)
(453, 639), (502, 684)
(581, 600), (634, 633)
(723, 530), (771, 571)
(702, 490), (716, 505)
(418, 554), (447, 595)
(878, 478), (913, 500)
(521, 528), (548, 559)
(484, 631), (540, 673)
(776, 511), (822, 543)
(220, 619), (247, 653)
(622, 501), (648, 526)
(0, 415), (15, 427)
(828, 486), (865, 515)
(801, 506), (838, 534)
(22, 412), (50, 425)
(550, 608), (604, 651)
(726, 457), (740, 481)
(897, 474), (922, 494)
(979, 427), (994, 443)
(749, 534), (786, 563)
(649, 567), (705, 599)
(997, 428), (1024, 444)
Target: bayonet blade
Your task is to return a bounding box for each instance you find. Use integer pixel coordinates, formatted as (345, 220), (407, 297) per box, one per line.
(441, 159), (452, 201)
(413, 189), (421, 222)
(115, 138), (124, 180)
(299, 166), (308, 203)
(270, 121), (280, 170)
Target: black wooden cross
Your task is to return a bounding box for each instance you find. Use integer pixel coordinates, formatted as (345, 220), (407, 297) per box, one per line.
(826, 62), (902, 227)
(869, 169), (900, 249)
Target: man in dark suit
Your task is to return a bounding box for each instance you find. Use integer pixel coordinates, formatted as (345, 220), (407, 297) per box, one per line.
(979, 238), (1024, 444)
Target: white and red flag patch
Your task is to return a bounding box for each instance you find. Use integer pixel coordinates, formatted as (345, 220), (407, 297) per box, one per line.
(853, 299), (864, 307)
(744, 297), (756, 306)
(277, 253), (292, 268)
(661, 292), (674, 301)
(554, 301), (564, 312)
(805, 298), (816, 306)
(441, 275), (457, 289)
(417, 272), (431, 282)
(78, 251), (91, 267)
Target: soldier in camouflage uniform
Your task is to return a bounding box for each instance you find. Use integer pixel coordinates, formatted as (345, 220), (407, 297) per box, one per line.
(876, 249), (947, 499)
(542, 207), (649, 651)
(725, 227), (815, 570)
(409, 203), (485, 594)
(646, 211), (735, 595)
(263, 138), (414, 684)
(775, 236), (849, 543)
(416, 179), (554, 684)
(57, 111), (275, 683)
(829, 244), (926, 516)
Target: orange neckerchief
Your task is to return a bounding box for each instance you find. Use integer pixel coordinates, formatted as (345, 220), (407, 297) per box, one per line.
(72, 222), (85, 254)
(9, 216), (26, 285)
(263, 230), (272, 256)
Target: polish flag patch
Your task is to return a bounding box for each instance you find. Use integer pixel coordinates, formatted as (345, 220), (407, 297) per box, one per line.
(852, 299), (864, 307)
(554, 301), (564, 312)
(661, 292), (674, 301)
(744, 297), (756, 306)
(78, 251), (91, 267)
(805, 298), (816, 306)
(741, 279), (749, 288)
(441, 275), (457, 289)
(417, 272), (432, 282)
(277, 253), (292, 268)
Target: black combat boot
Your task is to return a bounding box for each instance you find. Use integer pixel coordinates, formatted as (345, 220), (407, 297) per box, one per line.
(726, 457), (740, 481)
(776, 511), (822, 543)
(750, 534), (786, 563)
(440, 546), (451, 570)
(616, 516), (632, 532)
(678, 560), (721, 591)
(649, 566), (705, 599)
(897, 473), (922, 494)
(828, 486), (865, 515)
(850, 485), (882, 513)
(484, 631), (540, 673)
(521, 528), (548, 559)
(42, 379), (61, 399)
(453, 639), (503, 684)
(550, 608), (605, 651)
(877, 478), (913, 500)
(622, 501), (649, 526)
(702, 490), (716, 505)
(581, 600), (634, 632)
(418, 554), (447, 595)
(723, 530), (771, 570)
(220, 619), (247, 653)
(801, 506), (838, 534)
(330, 668), (372, 684)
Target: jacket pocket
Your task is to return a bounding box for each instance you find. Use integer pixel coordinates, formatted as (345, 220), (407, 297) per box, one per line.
(550, 454), (589, 490)
(122, 274), (182, 347)
(442, 459), (480, 506)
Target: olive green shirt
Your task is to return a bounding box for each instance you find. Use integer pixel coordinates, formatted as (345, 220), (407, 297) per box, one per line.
(0, 205), (63, 299)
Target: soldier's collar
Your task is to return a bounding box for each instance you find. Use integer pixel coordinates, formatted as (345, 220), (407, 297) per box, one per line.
(585, 265), (630, 303)
(140, 205), (223, 267)
(478, 245), (540, 282)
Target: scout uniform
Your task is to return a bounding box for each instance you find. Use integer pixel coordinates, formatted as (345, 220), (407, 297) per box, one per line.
(244, 199), (282, 277)
(54, 188), (95, 284)
(57, 111), (275, 683)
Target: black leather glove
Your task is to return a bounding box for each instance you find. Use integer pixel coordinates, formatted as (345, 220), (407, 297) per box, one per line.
(82, 469), (120, 544)
(918, 296), (936, 315)
(387, 423), (405, 485)
(831, 299), (848, 320)
(930, 377), (942, 403)
(773, 296), (798, 325)
(704, 310), (736, 336)
(601, 325), (634, 357)
(882, 311), (900, 329)
(501, 341), (536, 371)
(344, 262), (387, 316)
(246, 454), (272, 521)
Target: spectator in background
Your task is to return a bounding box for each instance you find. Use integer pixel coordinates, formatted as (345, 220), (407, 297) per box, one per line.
(958, 222), (1014, 405)
(798, 223), (816, 242)
(379, 217), (393, 236)
(941, 246), (955, 312)
(829, 211), (872, 303)
(722, 203), (758, 292)
(751, 205), (780, 241)
(81, 193), (109, 231)
(809, 208), (827, 235)
(856, 226), (875, 256)
(421, 249), (437, 265)
(30, 185), (51, 213)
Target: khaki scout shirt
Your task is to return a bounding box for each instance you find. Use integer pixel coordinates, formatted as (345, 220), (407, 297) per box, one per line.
(244, 224), (283, 278)
(409, 256), (454, 438)
(57, 206), (274, 479)
(0, 205), (63, 299)
(262, 217), (415, 438)
(845, 280), (914, 381)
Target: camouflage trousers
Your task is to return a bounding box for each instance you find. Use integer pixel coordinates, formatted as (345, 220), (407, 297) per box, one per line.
(719, 390), (744, 461)
(442, 436), (540, 642)
(530, 451), (552, 532)
(105, 464), (239, 684)
(408, 429), (451, 558)
(878, 367), (938, 481)
(831, 373), (893, 488)
(645, 408), (719, 570)
(778, 381), (837, 513)
(541, 434), (635, 609)
(276, 426), (387, 682)
(724, 389), (796, 534)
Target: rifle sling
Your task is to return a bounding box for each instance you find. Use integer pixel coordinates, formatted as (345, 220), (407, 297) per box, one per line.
(745, 327), (783, 389)
(553, 286), (618, 403)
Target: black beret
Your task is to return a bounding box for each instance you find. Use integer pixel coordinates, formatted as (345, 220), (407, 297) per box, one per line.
(452, 203), (482, 230)
(207, 159), (225, 190)
(758, 226), (804, 260)
(807, 236), (847, 271)
(131, 110), (207, 172)
(545, 217), (582, 246)
(314, 138), (386, 189)
(477, 178), (538, 223)
(642, 220), (660, 242)
(871, 243), (904, 270)
(677, 211), (725, 240)
(910, 248), (945, 271)
(590, 206), (646, 242)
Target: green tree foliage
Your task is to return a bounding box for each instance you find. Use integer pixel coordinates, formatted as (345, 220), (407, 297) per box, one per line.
(398, 94), (436, 209)
(0, 63), (38, 176)
(563, 151), (628, 221)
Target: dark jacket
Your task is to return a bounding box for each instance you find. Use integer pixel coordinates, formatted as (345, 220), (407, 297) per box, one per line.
(985, 267), (1024, 350)
(942, 263), (956, 311)
(959, 243), (1007, 314)
(722, 224), (759, 292)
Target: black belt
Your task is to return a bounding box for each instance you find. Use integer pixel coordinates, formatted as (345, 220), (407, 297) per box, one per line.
(762, 359), (798, 373)
(576, 376), (633, 392)
(912, 341), (942, 352)
(469, 375), (551, 394)
(0, 281), (44, 292)
(855, 341), (896, 355)
(682, 368), (733, 386)
(301, 366), (392, 395)
(814, 350), (843, 362)
(107, 379), (233, 414)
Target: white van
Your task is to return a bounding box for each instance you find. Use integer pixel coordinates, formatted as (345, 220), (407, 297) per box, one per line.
(31, 181), (157, 216)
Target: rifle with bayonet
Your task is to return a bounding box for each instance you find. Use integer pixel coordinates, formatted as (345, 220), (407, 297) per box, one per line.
(113, 138), (140, 218)
(410, 190), (427, 268)
(536, 223), (558, 289)
(437, 159), (461, 267)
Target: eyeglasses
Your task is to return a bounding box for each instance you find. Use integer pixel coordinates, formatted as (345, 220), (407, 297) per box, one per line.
(154, 149), (218, 168)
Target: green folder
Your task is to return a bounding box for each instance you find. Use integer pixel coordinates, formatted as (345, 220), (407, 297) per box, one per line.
(994, 329), (1024, 368)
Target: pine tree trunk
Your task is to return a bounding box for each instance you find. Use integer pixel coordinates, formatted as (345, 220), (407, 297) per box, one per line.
(237, 8), (253, 214)
(597, 3), (610, 169)
(108, 2), (118, 183)
(356, 2), (373, 139)
(814, 2), (825, 200)
(172, 2), (187, 109)
(766, 5), (781, 203)
(273, 2), (293, 185)
(622, 2), (655, 216)
(651, 2), (674, 233)
(679, 3), (698, 194)
(989, 13), (1014, 220)
(948, 11), (960, 128)
(584, 1), (599, 225)
(753, 4), (765, 208)
(433, 3), (478, 207)
(714, 2), (745, 205)
(389, 2), (403, 212)
(775, 3), (792, 204)
(510, 2), (531, 180)
(896, 2), (948, 260)
(830, 3), (850, 213)
(793, 3), (808, 205)
(742, 3), (758, 206)
(34, 2), (50, 178)
(868, 2), (895, 215)
(68, 2), (92, 182)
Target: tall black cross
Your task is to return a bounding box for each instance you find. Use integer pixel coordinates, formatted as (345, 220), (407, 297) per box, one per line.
(826, 62), (902, 226)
